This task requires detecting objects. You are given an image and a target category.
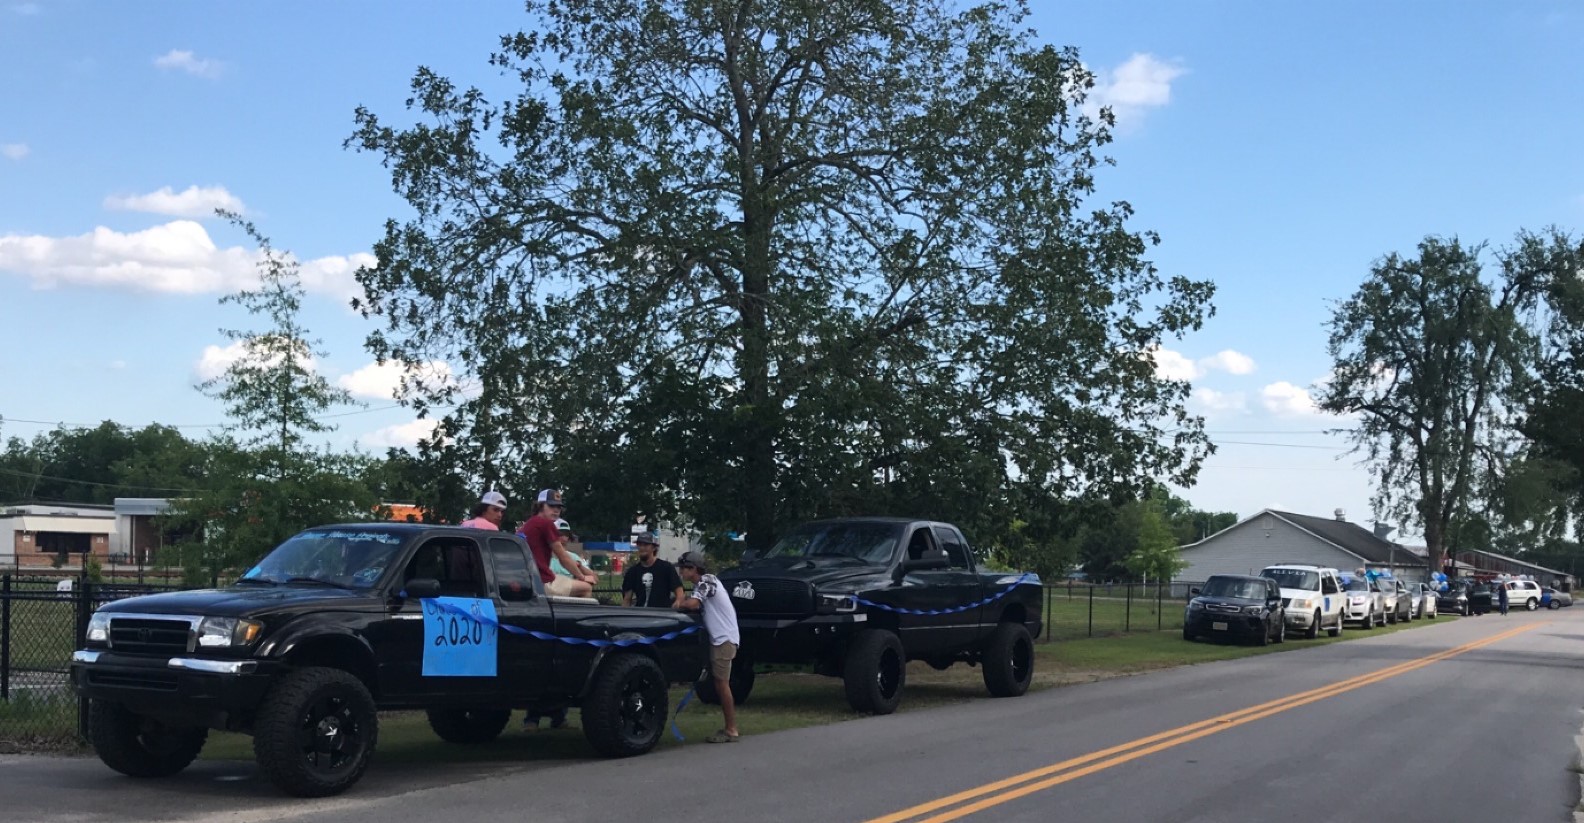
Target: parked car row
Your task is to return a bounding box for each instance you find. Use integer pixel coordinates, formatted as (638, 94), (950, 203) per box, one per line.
(1183, 565), (1441, 646)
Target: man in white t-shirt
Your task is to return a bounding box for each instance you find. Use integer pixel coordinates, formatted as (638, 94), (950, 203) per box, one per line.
(675, 550), (740, 743)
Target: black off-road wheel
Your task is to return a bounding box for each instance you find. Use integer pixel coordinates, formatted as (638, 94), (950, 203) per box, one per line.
(426, 708), (511, 745)
(694, 656), (755, 707)
(253, 667), (378, 798)
(843, 630), (906, 715)
(88, 699), (207, 778)
(583, 654), (667, 758)
(983, 622), (1035, 698)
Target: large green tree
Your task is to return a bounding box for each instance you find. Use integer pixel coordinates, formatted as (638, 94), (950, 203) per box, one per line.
(1317, 231), (1578, 576)
(0, 422), (209, 504)
(164, 217), (381, 578)
(349, 0), (1215, 554)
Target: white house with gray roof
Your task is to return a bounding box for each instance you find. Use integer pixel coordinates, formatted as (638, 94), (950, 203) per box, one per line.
(1176, 509), (1428, 583)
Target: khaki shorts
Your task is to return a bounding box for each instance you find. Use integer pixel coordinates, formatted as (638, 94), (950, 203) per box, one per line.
(710, 641), (738, 680)
(544, 574), (578, 597)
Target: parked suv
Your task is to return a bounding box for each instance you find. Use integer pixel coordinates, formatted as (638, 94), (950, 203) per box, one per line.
(1259, 564), (1344, 639)
(1384, 578), (1412, 623)
(1501, 580), (1544, 611)
(1183, 575), (1285, 645)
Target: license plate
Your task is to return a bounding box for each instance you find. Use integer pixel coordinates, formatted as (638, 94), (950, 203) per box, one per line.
(1212, 621), (1228, 631)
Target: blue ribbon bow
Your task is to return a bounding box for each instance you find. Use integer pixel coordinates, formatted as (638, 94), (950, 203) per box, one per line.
(422, 598), (700, 647)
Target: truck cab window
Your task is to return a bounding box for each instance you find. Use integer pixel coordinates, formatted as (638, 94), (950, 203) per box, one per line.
(931, 526), (971, 570)
(405, 538), (486, 598)
(488, 537), (538, 601)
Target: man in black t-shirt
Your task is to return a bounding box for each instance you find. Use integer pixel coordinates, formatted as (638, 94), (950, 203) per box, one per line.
(623, 532), (684, 608)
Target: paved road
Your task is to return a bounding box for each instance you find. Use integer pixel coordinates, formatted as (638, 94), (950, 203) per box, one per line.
(5, 608), (1582, 823)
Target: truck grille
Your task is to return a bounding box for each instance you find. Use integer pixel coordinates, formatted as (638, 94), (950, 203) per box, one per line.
(720, 577), (814, 617)
(110, 618), (194, 655)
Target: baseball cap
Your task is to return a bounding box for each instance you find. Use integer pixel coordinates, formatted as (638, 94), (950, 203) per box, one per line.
(555, 518), (572, 532)
(676, 550), (707, 570)
(480, 490), (508, 509)
(536, 488), (565, 508)
(635, 532), (659, 546)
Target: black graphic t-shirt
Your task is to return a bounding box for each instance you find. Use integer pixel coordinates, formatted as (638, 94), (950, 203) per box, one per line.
(623, 559), (683, 608)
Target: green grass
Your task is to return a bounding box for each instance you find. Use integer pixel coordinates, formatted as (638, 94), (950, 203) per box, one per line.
(0, 690), (79, 749)
(198, 614), (1452, 763)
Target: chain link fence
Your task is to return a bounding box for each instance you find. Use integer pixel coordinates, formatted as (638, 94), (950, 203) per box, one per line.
(0, 575), (187, 749)
(1036, 581), (1203, 642)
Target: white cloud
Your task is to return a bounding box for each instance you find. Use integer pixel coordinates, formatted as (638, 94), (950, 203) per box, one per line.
(1148, 346), (1257, 381)
(195, 341), (249, 380)
(1086, 53), (1186, 130)
(1148, 345), (1201, 381)
(1190, 387), (1247, 415)
(104, 185), (245, 219)
(0, 220), (369, 302)
(1, 143), (28, 161)
(1200, 350), (1256, 376)
(195, 340), (318, 381)
(338, 360), (455, 401)
(153, 49), (224, 80)
(1261, 381), (1319, 417)
(362, 419), (442, 450)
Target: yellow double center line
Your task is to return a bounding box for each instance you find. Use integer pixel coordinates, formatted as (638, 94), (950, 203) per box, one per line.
(870, 622), (1543, 823)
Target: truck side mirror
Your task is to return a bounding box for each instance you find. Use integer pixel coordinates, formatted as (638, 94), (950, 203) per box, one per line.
(402, 578), (442, 599)
(1189, 587), (1201, 596)
(899, 548), (950, 574)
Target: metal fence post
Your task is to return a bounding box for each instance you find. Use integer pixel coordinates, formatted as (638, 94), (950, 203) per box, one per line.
(1043, 585), (1053, 644)
(1157, 580), (1164, 631)
(76, 579), (92, 741)
(1, 573), (10, 701)
(1125, 580), (1133, 632)
(1087, 584), (1094, 638)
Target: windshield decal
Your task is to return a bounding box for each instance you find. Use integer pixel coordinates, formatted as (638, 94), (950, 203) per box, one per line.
(311, 530), (403, 544)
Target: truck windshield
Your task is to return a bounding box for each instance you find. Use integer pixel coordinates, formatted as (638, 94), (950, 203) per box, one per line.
(241, 529), (409, 589)
(760, 522), (902, 565)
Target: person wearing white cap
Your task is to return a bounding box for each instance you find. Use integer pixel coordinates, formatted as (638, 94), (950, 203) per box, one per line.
(519, 488), (592, 598)
(459, 490), (508, 530)
(549, 518), (598, 585)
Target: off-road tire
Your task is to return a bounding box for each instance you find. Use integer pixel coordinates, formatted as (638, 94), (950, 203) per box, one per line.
(695, 656), (755, 706)
(253, 667), (378, 798)
(88, 699), (207, 778)
(983, 622), (1035, 698)
(583, 654), (667, 758)
(843, 630), (906, 715)
(426, 708), (511, 744)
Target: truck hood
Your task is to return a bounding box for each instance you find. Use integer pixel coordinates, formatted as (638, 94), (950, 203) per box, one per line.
(97, 585), (382, 618)
(721, 559), (894, 593)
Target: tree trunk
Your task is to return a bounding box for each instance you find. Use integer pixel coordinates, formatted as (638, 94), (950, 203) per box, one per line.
(739, 205), (775, 554)
(1424, 517), (1445, 581)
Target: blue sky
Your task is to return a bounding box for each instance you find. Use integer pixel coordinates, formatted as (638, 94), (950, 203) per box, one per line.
(2, 0), (1581, 538)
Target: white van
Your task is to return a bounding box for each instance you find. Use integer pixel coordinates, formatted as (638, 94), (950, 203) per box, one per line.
(1259, 564), (1345, 638)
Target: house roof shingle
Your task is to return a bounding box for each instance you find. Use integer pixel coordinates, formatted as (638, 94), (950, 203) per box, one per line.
(1271, 510), (1426, 567)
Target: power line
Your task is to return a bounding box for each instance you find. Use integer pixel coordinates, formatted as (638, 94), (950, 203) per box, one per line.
(0, 404), (406, 431)
(1213, 439), (1350, 451)
(0, 466), (211, 493)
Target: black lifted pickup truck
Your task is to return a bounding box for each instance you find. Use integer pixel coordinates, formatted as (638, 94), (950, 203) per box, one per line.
(70, 524), (702, 797)
(715, 518), (1042, 715)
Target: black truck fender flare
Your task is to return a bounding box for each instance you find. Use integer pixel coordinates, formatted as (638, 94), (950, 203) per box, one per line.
(575, 633), (663, 699)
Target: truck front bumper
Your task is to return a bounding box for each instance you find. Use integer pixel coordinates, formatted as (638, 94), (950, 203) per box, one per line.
(734, 614), (869, 664)
(71, 649), (278, 728)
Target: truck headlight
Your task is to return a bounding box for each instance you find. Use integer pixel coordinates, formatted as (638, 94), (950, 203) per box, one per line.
(1292, 598), (1314, 610)
(1187, 600), (1204, 611)
(1243, 605), (1264, 615)
(815, 594), (858, 614)
(86, 612), (111, 645)
(198, 617), (264, 648)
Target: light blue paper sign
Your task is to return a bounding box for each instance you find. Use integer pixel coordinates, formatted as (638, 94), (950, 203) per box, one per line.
(422, 597), (498, 677)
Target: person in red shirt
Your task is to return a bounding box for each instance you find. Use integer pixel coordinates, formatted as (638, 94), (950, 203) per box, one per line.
(519, 489), (592, 598)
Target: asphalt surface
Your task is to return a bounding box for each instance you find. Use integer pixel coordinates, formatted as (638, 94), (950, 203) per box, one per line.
(4, 607), (1582, 823)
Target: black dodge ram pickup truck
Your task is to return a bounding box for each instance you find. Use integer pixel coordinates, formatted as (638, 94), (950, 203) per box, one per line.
(70, 524), (702, 797)
(715, 517), (1042, 714)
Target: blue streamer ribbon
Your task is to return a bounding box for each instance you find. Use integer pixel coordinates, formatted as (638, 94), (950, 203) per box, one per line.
(670, 680), (699, 742)
(421, 598), (701, 647)
(852, 573), (1037, 616)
